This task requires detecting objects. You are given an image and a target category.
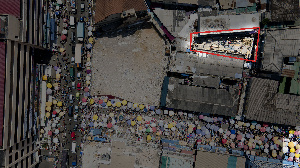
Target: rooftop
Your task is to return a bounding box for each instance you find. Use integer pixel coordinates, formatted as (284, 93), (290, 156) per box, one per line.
(94, 0), (147, 23)
(262, 28), (300, 73)
(245, 77), (300, 126)
(0, 0), (20, 18)
(166, 77), (239, 116)
(169, 52), (244, 79)
(269, 0), (300, 22)
(195, 151), (246, 168)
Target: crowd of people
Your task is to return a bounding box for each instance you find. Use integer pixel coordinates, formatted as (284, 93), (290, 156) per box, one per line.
(75, 96), (293, 161)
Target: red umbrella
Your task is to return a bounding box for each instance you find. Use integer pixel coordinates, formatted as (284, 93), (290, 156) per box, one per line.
(48, 131), (52, 136)
(107, 123), (112, 128)
(84, 87), (89, 92)
(61, 35), (67, 41)
(53, 111), (57, 115)
(237, 134), (243, 140)
(99, 99), (103, 104)
(152, 127), (157, 132)
(82, 98), (87, 102)
(260, 127), (266, 132)
(222, 139), (227, 144)
(238, 142), (244, 148)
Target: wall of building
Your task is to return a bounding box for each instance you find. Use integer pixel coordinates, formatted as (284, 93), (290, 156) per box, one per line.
(0, 0), (45, 167)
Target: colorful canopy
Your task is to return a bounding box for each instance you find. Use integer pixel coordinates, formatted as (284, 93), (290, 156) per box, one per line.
(47, 83), (52, 88)
(46, 112), (51, 118)
(57, 101), (63, 107)
(61, 34), (67, 41)
(46, 106), (51, 111)
(116, 102), (121, 107)
(122, 100), (127, 105)
(43, 75), (47, 80)
(93, 115), (98, 121)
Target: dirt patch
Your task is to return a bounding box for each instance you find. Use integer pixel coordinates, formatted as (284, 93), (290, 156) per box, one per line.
(91, 27), (167, 105)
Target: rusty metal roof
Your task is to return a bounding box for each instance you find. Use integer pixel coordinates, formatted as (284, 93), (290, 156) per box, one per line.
(94, 0), (147, 23)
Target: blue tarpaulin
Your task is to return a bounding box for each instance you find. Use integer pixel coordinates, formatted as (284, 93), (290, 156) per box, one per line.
(90, 129), (102, 136)
(93, 137), (106, 142)
(160, 76), (169, 107)
(50, 19), (56, 41)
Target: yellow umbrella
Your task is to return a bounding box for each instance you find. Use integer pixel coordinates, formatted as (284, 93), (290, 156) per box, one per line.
(291, 148), (295, 153)
(93, 115), (98, 120)
(53, 83), (59, 87)
(296, 144), (300, 149)
(47, 83), (52, 88)
(90, 99), (94, 105)
(137, 116), (142, 121)
(87, 136), (92, 140)
(46, 112), (50, 118)
(86, 80), (91, 85)
(131, 121), (136, 126)
(116, 102), (121, 107)
(289, 130), (295, 134)
(147, 135), (152, 141)
(107, 101), (112, 107)
(188, 127), (193, 133)
(42, 75), (47, 81)
(250, 125), (255, 129)
(288, 142), (295, 148)
(53, 100), (57, 105)
(59, 48), (65, 53)
(168, 123), (173, 128)
(87, 57), (90, 62)
(122, 100), (127, 105)
(272, 152), (277, 158)
(139, 104), (144, 110)
(296, 154), (300, 158)
(46, 102), (52, 107)
(46, 106), (51, 111)
(88, 37), (94, 43)
(57, 101), (62, 107)
(238, 121), (244, 127)
(56, 73), (60, 79)
(103, 98), (108, 103)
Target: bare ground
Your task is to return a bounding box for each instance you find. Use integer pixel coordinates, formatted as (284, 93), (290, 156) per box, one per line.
(91, 27), (167, 105)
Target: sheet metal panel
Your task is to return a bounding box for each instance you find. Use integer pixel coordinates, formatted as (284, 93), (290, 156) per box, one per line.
(0, 42), (5, 146)
(0, 0), (20, 18)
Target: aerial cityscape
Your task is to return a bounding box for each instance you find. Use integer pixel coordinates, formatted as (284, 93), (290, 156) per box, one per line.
(0, 0), (300, 167)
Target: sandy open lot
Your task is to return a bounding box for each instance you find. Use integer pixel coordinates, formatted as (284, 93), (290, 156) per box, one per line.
(91, 27), (167, 105)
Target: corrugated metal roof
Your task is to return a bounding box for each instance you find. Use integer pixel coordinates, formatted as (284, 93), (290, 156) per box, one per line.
(0, 0), (20, 18)
(0, 42), (5, 147)
(95, 0), (147, 23)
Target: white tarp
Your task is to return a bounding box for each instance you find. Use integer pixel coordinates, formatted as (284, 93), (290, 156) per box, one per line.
(75, 44), (82, 63)
(41, 81), (47, 126)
